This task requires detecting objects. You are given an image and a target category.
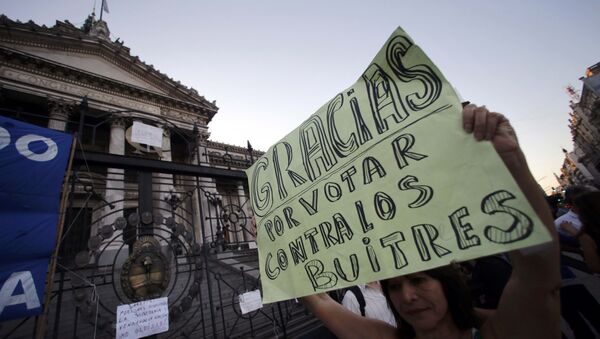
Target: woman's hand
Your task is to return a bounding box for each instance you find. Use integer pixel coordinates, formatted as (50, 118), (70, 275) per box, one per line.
(462, 104), (522, 170)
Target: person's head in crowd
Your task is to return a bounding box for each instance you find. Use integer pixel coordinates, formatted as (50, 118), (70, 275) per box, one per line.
(564, 185), (597, 210)
(545, 195), (559, 217)
(574, 191), (600, 237)
(380, 265), (480, 338)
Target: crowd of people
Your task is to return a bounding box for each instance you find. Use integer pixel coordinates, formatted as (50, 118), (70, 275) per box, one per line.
(298, 104), (600, 339)
(550, 185), (600, 338)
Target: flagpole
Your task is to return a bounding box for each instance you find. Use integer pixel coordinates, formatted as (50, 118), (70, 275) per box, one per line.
(99, 0), (104, 21)
(34, 136), (77, 339)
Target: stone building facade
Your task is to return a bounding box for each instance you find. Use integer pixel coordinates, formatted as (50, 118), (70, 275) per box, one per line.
(0, 14), (323, 339)
(558, 62), (600, 188)
(0, 13), (262, 249)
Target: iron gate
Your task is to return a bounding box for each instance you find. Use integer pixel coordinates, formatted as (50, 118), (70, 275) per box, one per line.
(0, 106), (321, 338)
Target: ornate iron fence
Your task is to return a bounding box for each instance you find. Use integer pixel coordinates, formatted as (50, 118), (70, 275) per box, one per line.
(0, 106), (322, 338)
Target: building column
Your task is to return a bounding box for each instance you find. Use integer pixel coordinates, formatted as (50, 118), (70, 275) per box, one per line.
(236, 182), (253, 242)
(190, 134), (204, 245)
(154, 126), (174, 249)
(196, 133), (221, 249)
(101, 116), (126, 252)
(47, 97), (73, 131)
(156, 125), (174, 213)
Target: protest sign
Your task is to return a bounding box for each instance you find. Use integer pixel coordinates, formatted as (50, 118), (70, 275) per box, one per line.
(131, 121), (163, 148)
(246, 27), (553, 303)
(116, 297), (169, 339)
(0, 116), (73, 320)
(238, 290), (263, 314)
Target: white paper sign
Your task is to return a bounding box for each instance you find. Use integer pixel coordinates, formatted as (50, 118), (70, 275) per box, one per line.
(238, 290), (262, 314)
(116, 297), (169, 339)
(249, 241), (257, 249)
(131, 121), (163, 148)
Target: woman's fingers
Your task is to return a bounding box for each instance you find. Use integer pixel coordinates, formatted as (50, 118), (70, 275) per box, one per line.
(462, 104), (504, 141)
(485, 112), (501, 141)
(473, 105), (488, 140)
(462, 104), (476, 133)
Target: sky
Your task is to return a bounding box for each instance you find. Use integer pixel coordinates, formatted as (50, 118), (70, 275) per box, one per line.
(2, 0), (600, 193)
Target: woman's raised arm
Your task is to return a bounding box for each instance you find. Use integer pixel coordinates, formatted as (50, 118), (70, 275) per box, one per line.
(463, 104), (561, 339)
(300, 293), (396, 339)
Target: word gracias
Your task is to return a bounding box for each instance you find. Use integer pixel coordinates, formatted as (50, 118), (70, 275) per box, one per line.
(250, 35), (443, 218)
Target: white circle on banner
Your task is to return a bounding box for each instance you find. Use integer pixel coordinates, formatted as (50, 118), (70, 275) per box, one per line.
(0, 126), (10, 151)
(15, 134), (58, 162)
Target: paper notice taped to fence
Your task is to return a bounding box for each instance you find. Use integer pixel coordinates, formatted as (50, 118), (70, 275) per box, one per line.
(116, 297), (169, 339)
(239, 290), (262, 314)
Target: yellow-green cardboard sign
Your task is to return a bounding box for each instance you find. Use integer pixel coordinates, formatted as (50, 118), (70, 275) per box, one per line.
(246, 27), (552, 304)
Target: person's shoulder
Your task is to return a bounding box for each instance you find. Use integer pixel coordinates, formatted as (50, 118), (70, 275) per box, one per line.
(555, 210), (579, 223)
(342, 289), (359, 304)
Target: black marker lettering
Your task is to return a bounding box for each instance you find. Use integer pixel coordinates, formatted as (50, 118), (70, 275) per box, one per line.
(334, 254), (359, 282)
(265, 219), (275, 242)
(299, 189), (319, 215)
(449, 206), (481, 250)
(324, 182), (342, 202)
(374, 191), (396, 220)
(274, 215), (284, 237)
(341, 166), (358, 192)
(397, 175), (433, 208)
(289, 236), (307, 265)
(411, 224), (452, 261)
(363, 237), (381, 272)
(386, 35), (442, 111)
(392, 133), (428, 170)
(265, 252), (280, 280)
(250, 158), (273, 216)
(362, 63), (409, 134)
(363, 156), (387, 185)
(349, 97), (373, 145)
(481, 190), (533, 243)
(299, 116), (337, 181)
(277, 248), (288, 270)
(305, 260), (338, 291)
(283, 206), (301, 229)
(304, 227), (320, 254)
(355, 200), (374, 233)
(380, 231), (408, 269)
(327, 93), (359, 158)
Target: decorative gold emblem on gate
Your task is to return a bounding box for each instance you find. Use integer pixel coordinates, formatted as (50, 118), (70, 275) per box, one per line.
(120, 237), (170, 301)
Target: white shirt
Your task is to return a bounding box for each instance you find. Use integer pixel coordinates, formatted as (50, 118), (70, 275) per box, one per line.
(554, 210), (582, 233)
(341, 284), (397, 327)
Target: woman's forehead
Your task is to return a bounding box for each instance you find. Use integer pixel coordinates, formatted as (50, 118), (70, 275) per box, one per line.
(389, 272), (429, 282)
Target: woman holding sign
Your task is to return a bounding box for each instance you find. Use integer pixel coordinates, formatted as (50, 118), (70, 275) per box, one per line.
(300, 104), (561, 339)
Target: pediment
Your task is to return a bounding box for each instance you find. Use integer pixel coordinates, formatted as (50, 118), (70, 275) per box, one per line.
(0, 15), (216, 111)
(3, 42), (168, 94)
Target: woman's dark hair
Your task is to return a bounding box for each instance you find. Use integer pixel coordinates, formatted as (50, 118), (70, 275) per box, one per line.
(380, 264), (481, 338)
(574, 191), (600, 249)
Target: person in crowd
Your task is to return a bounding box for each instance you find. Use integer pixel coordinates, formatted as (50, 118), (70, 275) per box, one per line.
(300, 104), (560, 339)
(464, 254), (512, 310)
(561, 191), (600, 273)
(341, 281), (397, 327)
(554, 187), (600, 337)
(554, 185), (596, 248)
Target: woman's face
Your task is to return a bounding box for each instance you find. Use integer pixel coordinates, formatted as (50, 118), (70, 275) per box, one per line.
(387, 272), (450, 331)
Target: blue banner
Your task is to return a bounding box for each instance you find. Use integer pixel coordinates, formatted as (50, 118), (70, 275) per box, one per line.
(0, 116), (73, 321)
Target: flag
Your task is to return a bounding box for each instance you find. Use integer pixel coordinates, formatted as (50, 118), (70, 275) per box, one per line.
(0, 116), (73, 321)
(102, 0), (110, 14)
